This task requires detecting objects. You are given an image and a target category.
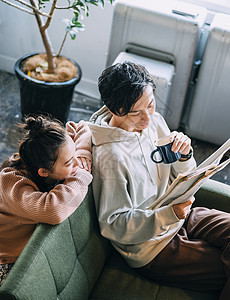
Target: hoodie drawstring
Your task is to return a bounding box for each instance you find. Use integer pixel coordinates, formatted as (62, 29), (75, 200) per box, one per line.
(136, 134), (161, 184)
(147, 128), (161, 180)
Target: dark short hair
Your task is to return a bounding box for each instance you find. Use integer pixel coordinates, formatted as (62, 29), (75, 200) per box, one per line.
(98, 61), (156, 116)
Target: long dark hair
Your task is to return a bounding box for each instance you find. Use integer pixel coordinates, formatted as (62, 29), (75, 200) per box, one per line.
(1, 115), (66, 190)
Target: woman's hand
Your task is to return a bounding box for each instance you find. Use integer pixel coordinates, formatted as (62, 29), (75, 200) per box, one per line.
(172, 196), (194, 219)
(77, 157), (92, 173)
(171, 131), (191, 156)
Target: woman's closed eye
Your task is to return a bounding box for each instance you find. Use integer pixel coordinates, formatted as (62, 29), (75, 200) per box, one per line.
(64, 157), (73, 167)
(65, 162), (72, 167)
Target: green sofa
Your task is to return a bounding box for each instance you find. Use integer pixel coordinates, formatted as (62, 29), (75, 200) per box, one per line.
(1, 179), (230, 300)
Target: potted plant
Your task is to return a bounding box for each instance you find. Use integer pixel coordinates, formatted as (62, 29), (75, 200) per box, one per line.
(0, 0), (112, 123)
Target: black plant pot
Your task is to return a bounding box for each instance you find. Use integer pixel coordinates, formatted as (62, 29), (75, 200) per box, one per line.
(14, 53), (82, 124)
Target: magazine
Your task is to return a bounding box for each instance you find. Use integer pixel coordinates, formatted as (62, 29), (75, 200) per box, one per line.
(147, 138), (230, 210)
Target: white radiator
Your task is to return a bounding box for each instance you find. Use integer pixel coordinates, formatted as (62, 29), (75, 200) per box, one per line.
(185, 13), (230, 145)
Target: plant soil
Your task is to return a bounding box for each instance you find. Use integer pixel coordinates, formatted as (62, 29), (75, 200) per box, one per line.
(22, 54), (79, 82)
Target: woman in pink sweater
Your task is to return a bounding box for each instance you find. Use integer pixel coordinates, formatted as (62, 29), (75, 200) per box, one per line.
(0, 115), (92, 286)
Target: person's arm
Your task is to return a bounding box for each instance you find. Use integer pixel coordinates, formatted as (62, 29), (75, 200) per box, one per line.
(66, 120), (92, 171)
(93, 176), (180, 245)
(170, 145), (196, 183)
(1, 167), (92, 224)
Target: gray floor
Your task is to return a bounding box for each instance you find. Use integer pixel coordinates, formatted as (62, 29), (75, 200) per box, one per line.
(0, 70), (229, 185)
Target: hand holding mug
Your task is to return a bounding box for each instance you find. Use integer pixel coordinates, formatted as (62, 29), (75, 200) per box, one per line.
(170, 131), (191, 157)
(151, 132), (192, 164)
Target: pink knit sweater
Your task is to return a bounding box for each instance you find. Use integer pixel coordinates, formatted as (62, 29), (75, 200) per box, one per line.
(0, 121), (92, 264)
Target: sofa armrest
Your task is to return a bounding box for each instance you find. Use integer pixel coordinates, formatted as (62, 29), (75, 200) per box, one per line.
(193, 179), (230, 212)
(0, 223), (58, 300)
(0, 186), (111, 300)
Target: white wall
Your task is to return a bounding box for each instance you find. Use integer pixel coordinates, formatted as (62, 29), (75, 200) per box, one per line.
(0, 2), (114, 98)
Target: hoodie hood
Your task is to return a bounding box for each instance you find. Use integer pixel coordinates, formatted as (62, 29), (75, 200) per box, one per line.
(89, 106), (140, 146)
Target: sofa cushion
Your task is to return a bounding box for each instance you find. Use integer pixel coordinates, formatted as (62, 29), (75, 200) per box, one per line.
(90, 249), (219, 300)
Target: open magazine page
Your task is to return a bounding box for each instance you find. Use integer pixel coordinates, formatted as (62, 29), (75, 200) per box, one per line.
(197, 138), (230, 168)
(147, 138), (230, 210)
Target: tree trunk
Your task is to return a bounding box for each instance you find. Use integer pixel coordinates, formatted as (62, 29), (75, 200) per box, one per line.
(29, 0), (56, 73)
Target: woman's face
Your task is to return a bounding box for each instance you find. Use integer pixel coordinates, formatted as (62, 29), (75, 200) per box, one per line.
(112, 85), (156, 132)
(48, 135), (79, 181)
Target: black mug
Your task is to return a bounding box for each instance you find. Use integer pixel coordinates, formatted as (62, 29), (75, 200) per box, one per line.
(151, 134), (181, 164)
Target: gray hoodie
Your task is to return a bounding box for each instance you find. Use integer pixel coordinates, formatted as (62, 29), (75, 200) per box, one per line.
(89, 106), (196, 268)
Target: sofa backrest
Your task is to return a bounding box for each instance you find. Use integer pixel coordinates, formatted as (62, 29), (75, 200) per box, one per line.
(0, 185), (112, 300)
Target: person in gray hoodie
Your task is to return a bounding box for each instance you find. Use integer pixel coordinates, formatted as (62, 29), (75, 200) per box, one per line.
(89, 62), (230, 298)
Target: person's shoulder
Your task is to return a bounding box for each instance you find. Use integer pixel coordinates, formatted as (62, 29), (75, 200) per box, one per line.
(0, 167), (40, 194)
(93, 141), (127, 165)
(151, 111), (165, 121)
(1, 166), (29, 180)
(94, 141), (117, 156)
(1, 166), (17, 174)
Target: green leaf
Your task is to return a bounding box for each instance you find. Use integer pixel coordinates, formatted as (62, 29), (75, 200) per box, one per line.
(57, 0), (113, 54)
(72, 22), (84, 28)
(88, 1), (99, 7)
(38, 0), (50, 9)
(72, 7), (81, 14)
(65, 25), (71, 32)
(72, 15), (79, 23)
(69, 31), (77, 40)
